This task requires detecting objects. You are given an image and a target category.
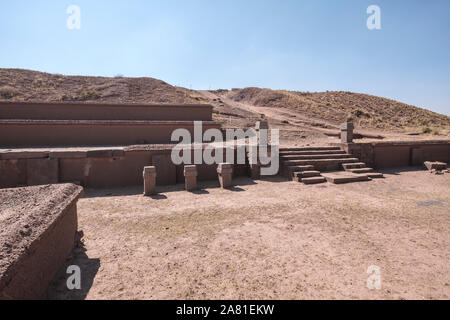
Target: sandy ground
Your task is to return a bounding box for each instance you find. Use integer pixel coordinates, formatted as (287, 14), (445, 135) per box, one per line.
(47, 168), (450, 300)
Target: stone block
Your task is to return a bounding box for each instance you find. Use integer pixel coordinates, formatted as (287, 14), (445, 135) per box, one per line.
(184, 165), (198, 191)
(0, 184), (83, 300)
(49, 151), (87, 159)
(143, 166), (157, 196)
(255, 121), (269, 130)
(86, 149), (113, 158)
(27, 158), (59, 186)
(217, 163), (233, 188)
(249, 163), (261, 180)
(424, 161), (447, 171)
(0, 151), (49, 160)
(340, 122), (354, 143)
(0, 159), (27, 188)
(152, 154), (176, 186)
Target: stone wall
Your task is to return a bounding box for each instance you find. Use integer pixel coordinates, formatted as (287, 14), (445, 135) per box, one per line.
(339, 140), (450, 169)
(0, 146), (250, 189)
(0, 120), (221, 147)
(0, 101), (214, 121)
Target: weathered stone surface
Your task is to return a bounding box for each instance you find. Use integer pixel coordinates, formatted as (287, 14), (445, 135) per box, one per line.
(26, 158), (59, 186)
(340, 122), (354, 143)
(249, 163), (260, 180)
(49, 151), (87, 159)
(184, 165), (198, 191)
(86, 149), (113, 158)
(0, 184), (83, 300)
(424, 161), (447, 171)
(152, 154), (176, 186)
(143, 166), (157, 196)
(217, 163), (233, 188)
(255, 121), (269, 130)
(0, 159), (27, 188)
(0, 151), (49, 160)
(322, 171), (370, 184)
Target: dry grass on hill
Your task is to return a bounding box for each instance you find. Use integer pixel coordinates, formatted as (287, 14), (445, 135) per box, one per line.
(220, 87), (449, 132)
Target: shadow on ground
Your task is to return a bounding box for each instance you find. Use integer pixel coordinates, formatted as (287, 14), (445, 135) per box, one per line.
(46, 245), (100, 300)
(380, 166), (425, 175)
(82, 176), (286, 199)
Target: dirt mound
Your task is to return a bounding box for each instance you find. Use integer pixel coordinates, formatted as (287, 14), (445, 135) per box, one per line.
(219, 88), (449, 131)
(0, 68), (202, 104)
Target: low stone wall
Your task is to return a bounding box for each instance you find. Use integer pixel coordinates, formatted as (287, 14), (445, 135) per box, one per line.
(0, 184), (83, 300)
(337, 140), (450, 169)
(0, 120), (221, 147)
(0, 101), (214, 121)
(0, 146), (249, 189)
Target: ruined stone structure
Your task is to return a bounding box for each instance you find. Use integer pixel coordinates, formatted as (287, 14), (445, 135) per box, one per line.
(279, 146), (383, 184)
(337, 140), (450, 169)
(0, 102), (220, 147)
(0, 101), (250, 189)
(0, 184), (83, 300)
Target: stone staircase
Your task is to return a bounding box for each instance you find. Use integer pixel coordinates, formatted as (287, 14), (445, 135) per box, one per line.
(280, 146), (383, 184)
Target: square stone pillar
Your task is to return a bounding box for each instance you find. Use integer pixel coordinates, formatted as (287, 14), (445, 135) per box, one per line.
(255, 121), (269, 131)
(143, 166), (157, 196)
(249, 163), (261, 180)
(184, 165), (198, 191)
(217, 163), (233, 189)
(255, 121), (269, 144)
(340, 122), (354, 143)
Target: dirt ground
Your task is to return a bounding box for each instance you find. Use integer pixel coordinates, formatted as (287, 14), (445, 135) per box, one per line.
(47, 168), (450, 300)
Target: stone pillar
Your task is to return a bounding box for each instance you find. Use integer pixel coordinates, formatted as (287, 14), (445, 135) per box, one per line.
(143, 166), (157, 196)
(249, 163), (261, 180)
(255, 121), (269, 131)
(255, 121), (269, 144)
(184, 165), (198, 191)
(340, 122), (354, 143)
(217, 163), (233, 188)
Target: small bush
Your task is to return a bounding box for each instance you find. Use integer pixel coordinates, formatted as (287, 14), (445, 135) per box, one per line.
(422, 127), (432, 134)
(0, 86), (18, 99)
(79, 88), (100, 101)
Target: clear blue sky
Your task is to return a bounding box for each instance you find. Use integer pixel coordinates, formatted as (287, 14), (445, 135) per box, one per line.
(1, 0), (449, 115)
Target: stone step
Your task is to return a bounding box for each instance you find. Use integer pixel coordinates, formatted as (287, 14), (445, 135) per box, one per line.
(281, 153), (353, 160)
(279, 146), (341, 152)
(284, 165), (315, 179)
(321, 172), (370, 184)
(292, 171), (321, 182)
(279, 150), (346, 156)
(288, 165), (315, 171)
(301, 176), (327, 184)
(342, 162), (366, 170)
(347, 167), (374, 174)
(362, 172), (384, 179)
(283, 158), (360, 172)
